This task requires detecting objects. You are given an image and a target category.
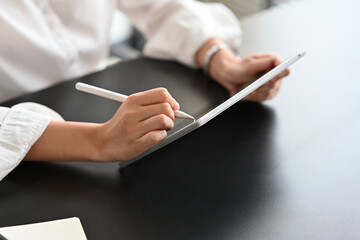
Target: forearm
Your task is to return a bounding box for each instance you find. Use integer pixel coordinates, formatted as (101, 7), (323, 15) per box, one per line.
(24, 121), (102, 162)
(24, 88), (180, 163)
(118, 1), (241, 67)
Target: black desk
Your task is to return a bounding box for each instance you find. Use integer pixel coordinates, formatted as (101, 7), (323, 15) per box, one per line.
(2, 0), (360, 238)
(1, 58), (271, 240)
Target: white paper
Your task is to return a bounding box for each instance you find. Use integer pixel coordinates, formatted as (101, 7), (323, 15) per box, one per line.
(0, 217), (87, 240)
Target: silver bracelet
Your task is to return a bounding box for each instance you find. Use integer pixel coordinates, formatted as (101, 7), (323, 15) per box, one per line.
(203, 42), (229, 74)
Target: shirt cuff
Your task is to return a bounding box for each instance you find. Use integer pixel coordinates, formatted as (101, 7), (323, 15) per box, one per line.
(0, 105), (54, 180)
(143, 1), (242, 68)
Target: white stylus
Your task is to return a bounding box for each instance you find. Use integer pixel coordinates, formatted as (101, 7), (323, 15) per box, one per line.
(75, 82), (195, 120)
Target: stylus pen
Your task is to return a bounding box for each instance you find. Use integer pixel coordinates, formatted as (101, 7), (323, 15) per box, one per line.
(75, 82), (195, 120)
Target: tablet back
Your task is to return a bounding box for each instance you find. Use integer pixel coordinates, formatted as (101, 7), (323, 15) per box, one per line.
(121, 50), (306, 167)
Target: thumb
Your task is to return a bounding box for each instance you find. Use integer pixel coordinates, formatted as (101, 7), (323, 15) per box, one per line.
(249, 56), (276, 73)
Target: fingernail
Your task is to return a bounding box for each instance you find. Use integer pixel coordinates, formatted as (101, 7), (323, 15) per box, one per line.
(173, 98), (180, 109)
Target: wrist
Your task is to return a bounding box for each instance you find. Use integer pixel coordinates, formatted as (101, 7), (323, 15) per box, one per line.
(208, 49), (238, 83)
(195, 38), (239, 83)
(91, 123), (113, 162)
(196, 38), (226, 69)
(75, 122), (105, 162)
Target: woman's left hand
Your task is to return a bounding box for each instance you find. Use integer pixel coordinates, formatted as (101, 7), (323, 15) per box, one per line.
(197, 38), (290, 101)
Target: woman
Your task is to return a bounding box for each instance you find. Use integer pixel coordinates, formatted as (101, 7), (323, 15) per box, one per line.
(0, 0), (289, 180)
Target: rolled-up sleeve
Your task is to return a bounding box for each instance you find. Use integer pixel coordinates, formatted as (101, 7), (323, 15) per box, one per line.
(0, 106), (51, 180)
(118, 0), (242, 67)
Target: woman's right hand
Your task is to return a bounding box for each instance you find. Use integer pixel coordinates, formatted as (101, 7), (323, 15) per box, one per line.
(95, 88), (180, 162)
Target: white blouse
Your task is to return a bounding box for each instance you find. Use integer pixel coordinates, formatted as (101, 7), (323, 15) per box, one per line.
(0, 0), (241, 180)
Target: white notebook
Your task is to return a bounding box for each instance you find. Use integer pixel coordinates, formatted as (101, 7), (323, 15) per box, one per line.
(0, 217), (87, 240)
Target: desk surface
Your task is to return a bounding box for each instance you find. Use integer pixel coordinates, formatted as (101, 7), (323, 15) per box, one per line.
(1, 0), (360, 239)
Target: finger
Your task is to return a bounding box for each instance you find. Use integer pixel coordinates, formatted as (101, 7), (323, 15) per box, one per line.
(229, 89), (238, 97)
(263, 69), (289, 88)
(246, 79), (283, 102)
(249, 56), (277, 73)
(235, 73), (280, 97)
(275, 68), (290, 79)
(231, 65), (289, 99)
(242, 76), (283, 102)
(261, 78), (283, 94)
(137, 114), (174, 138)
(268, 78), (283, 90)
(127, 88), (180, 110)
(251, 53), (276, 59)
(252, 77), (282, 95)
(243, 90), (269, 102)
(242, 91), (257, 101)
(273, 55), (285, 67)
(136, 102), (175, 121)
(138, 130), (167, 150)
(257, 66), (289, 89)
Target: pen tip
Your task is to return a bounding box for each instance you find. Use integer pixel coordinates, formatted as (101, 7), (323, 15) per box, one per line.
(175, 110), (195, 121)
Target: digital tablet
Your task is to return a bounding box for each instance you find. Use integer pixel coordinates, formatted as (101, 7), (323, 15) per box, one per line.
(120, 50), (306, 167)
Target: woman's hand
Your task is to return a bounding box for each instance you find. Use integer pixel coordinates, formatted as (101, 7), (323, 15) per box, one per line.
(96, 88), (179, 161)
(196, 38), (290, 101)
(25, 88), (179, 162)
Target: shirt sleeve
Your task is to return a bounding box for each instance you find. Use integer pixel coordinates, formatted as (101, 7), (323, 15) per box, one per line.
(117, 0), (242, 68)
(0, 105), (53, 180)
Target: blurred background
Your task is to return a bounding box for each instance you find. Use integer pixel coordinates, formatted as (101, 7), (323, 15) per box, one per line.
(109, 0), (302, 63)
(200, 0), (300, 18)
